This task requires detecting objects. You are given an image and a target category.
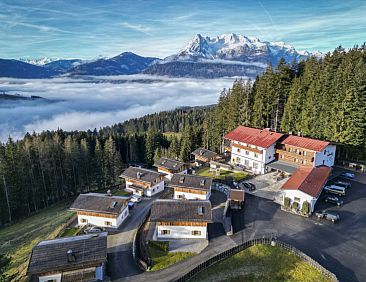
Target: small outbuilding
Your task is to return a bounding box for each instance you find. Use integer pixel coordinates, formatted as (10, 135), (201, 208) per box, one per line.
(70, 193), (129, 228)
(27, 232), (107, 282)
(281, 166), (332, 214)
(228, 189), (245, 209)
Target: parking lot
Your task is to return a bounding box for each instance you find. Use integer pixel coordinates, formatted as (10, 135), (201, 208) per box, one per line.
(231, 176), (366, 282)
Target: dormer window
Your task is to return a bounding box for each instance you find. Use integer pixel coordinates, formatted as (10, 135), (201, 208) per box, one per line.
(197, 206), (205, 215)
(200, 179), (205, 186)
(179, 176), (185, 184)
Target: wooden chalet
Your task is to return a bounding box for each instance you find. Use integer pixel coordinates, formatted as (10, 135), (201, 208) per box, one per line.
(228, 189), (245, 209)
(153, 157), (187, 180)
(27, 232), (107, 282)
(170, 174), (212, 200)
(192, 148), (219, 165)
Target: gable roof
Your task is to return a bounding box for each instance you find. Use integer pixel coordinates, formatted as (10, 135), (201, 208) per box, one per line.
(282, 166), (332, 197)
(150, 199), (212, 222)
(191, 148), (218, 159)
(27, 232), (107, 275)
(170, 174), (212, 191)
(120, 166), (164, 183)
(224, 126), (284, 148)
(69, 193), (128, 215)
(279, 135), (330, 152)
(154, 157), (186, 171)
(229, 189), (245, 201)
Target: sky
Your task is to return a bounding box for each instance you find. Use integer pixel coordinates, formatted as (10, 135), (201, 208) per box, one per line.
(1, 0), (366, 59)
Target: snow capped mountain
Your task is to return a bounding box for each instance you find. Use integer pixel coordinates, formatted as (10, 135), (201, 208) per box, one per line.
(19, 57), (57, 66)
(163, 33), (322, 65)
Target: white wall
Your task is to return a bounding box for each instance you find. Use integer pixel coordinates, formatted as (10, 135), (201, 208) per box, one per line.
(283, 189), (317, 213)
(173, 189), (210, 200)
(156, 225), (207, 239)
(145, 181), (165, 197)
(314, 145), (336, 167)
(39, 273), (62, 282)
(264, 143), (276, 164)
(77, 207), (128, 229)
(230, 153), (264, 174)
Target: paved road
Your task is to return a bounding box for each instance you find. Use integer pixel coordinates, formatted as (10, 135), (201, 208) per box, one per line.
(107, 197), (154, 279)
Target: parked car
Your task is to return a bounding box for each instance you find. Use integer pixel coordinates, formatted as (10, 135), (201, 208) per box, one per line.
(241, 182), (256, 191)
(334, 180), (351, 189)
(315, 210), (340, 223)
(341, 172), (356, 179)
(84, 226), (104, 234)
(324, 195), (343, 206)
(324, 185), (346, 196)
(130, 194), (142, 203)
(128, 201), (135, 210)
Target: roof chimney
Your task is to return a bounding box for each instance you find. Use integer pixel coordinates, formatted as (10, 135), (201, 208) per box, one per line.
(137, 172), (141, 179)
(67, 249), (76, 263)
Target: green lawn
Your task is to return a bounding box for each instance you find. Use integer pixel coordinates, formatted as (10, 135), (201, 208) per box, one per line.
(0, 201), (75, 281)
(190, 245), (332, 282)
(196, 167), (248, 182)
(113, 189), (132, 197)
(148, 241), (195, 271)
(60, 227), (82, 237)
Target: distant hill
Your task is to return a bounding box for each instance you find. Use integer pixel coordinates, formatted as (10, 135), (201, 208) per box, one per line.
(0, 59), (56, 78)
(67, 52), (160, 76)
(44, 59), (83, 74)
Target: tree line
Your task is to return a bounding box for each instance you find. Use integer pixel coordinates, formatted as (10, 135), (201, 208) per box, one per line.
(1, 46), (366, 225)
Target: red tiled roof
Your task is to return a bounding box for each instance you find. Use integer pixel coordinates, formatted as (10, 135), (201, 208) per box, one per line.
(224, 126), (284, 148)
(282, 166), (332, 197)
(280, 135), (330, 152)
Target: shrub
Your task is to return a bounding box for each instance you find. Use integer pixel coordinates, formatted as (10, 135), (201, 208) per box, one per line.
(292, 202), (299, 210)
(149, 241), (169, 252)
(301, 201), (310, 215)
(284, 197), (291, 208)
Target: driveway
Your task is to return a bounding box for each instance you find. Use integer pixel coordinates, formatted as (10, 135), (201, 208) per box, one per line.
(107, 197), (155, 279)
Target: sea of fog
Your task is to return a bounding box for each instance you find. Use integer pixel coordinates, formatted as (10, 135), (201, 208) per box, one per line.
(0, 75), (237, 141)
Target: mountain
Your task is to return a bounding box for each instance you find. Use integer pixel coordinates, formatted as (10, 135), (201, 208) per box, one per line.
(0, 59), (56, 78)
(19, 57), (56, 66)
(67, 52), (160, 76)
(144, 33), (322, 78)
(44, 59), (83, 73)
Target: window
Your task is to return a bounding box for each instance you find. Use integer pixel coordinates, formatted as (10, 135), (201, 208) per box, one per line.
(237, 148), (240, 153)
(244, 160), (249, 166)
(236, 157), (241, 163)
(45, 280), (57, 282)
(303, 160), (307, 165)
(124, 210), (128, 216)
(80, 218), (87, 223)
(192, 230), (201, 236)
(178, 194), (184, 199)
(303, 151), (307, 156)
(253, 162), (258, 169)
(161, 229), (170, 235)
(245, 150), (249, 155)
(105, 221), (112, 226)
(294, 197), (301, 202)
(254, 153), (258, 158)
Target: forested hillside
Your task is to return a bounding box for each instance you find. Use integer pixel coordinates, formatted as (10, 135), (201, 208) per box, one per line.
(1, 46), (366, 225)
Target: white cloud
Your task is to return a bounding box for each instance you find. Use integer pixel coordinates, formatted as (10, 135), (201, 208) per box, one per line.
(0, 75), (235, 141)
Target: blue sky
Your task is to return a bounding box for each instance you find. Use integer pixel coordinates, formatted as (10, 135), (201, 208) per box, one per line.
(1, 0), (365, 59)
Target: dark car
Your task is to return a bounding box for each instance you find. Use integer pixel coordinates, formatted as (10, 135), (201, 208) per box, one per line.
(84, 226), (104, 234)
(241, 182), (256, 191)
(315, 210), (340, 223)
(324, 196), (343, 206)
(341, 172), (356, 179)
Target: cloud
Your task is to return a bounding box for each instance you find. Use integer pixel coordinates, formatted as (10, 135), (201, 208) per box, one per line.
(0, 75), (235, 141)
(118, 22), (152, 34)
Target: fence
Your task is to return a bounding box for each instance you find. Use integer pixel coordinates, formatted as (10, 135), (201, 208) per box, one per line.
(175, 235), (338, 282)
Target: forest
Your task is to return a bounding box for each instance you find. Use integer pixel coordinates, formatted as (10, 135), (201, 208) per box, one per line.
(1, 46), (366, 226)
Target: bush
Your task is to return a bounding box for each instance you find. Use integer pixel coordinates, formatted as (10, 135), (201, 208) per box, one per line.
(292, 202), (299, 210)
(284, 197), (291, 208)
(301, 201), (310, 215)
(149, 241), (169, 252)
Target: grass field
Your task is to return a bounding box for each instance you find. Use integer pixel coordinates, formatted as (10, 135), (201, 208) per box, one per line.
(190, 245), (332, 282)
(60, 227), (82, 237)
(0, 201), (75, 281)
(113, 189), (132, 197)
(148, 241), (195, 271)
(196, 167), (248, 182)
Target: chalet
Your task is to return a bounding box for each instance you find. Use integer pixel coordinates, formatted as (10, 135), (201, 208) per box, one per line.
(170, 174), (212, 200)
(150, 199), (212, 240)
(282, 166), (332, 214)
(120, 166), (165, 197)
(70, 193), (129, 228)
(192, 147), (219, 165)
(228, 189), (245, 209)
(27, 232), (107, 282)
(274, 135), (336, 170)
(224, 126), (284, 174)
(153, 157), (188, 180)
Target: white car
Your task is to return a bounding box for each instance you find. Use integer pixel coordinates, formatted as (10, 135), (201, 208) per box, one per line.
(130, 195), (142, 203)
